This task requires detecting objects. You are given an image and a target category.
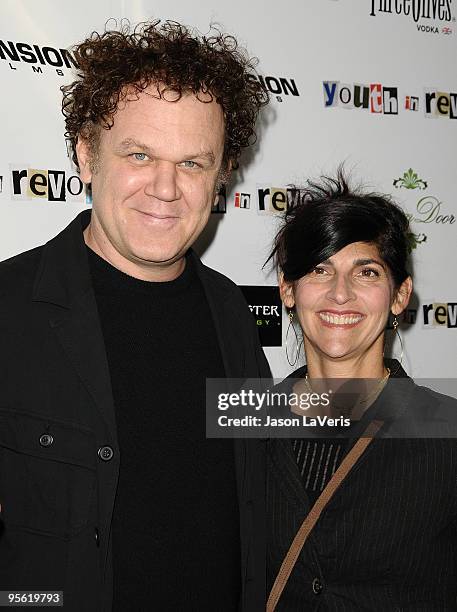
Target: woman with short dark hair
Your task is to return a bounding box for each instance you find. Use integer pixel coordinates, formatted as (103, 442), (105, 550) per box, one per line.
(266, 170), (457, 611)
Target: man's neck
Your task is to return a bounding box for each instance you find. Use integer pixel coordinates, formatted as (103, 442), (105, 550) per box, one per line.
(83, 224), (185, 282)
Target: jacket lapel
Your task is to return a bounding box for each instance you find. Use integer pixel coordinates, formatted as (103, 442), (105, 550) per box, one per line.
(268, 360), (415, 517)
(190, 251), (237, 378)
(268, 438), (311, 515)
(192, 252), (269, 610)
(32, 210), (117, 445)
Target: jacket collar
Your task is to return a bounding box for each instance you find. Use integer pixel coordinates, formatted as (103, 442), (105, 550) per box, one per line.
(268, 360), (416, 519)
(32, 209), (230, 308)
(283, 359), (415, 433)
(32, 210), (93, 308)
(31, 210), (235, 381)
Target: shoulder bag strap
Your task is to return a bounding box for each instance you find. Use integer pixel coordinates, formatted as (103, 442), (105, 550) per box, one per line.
(267, 419), (384, 612)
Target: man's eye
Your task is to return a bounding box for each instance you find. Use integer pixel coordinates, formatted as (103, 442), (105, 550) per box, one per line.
(180, 160), (199, 169)
(131, 152), (148, 161)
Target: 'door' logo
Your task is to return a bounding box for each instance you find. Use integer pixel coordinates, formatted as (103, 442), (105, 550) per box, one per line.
(393, 168), (455, 231)
(393, 168), (427, 190)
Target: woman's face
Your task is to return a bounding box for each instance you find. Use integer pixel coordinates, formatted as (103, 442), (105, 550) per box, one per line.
(280, 241), (412, 364)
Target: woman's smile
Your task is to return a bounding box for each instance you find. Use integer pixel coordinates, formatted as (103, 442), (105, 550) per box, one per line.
(317, 310), (366, 328)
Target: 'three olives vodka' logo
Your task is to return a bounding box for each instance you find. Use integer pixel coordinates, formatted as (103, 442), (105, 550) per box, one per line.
(370, 0), (455, 34)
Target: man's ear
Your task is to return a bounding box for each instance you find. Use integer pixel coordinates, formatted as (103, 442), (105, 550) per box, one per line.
(391, 276), (413, 316)
(76, 137), (93, 185)
(215, 159), (232, 195)
(224, 159), (233, 184)
(279, 273), (295, 309)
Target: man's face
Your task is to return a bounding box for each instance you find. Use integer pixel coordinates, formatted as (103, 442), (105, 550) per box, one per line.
(77, 85), (225, 280)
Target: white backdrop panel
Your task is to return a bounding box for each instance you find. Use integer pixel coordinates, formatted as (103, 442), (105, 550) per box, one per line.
(0, 0), (456, 378)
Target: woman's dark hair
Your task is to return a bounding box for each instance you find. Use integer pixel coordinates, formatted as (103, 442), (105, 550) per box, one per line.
(268, 169), (412, 288)
(61, 19), (269, 175)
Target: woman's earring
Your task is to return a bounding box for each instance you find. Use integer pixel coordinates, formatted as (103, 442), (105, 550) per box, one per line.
(392, 315), (404, 367)
(285, 310), (301, 367)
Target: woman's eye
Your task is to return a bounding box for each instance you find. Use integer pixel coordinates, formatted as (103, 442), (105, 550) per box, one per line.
(312, 266), (327, 275)
(359, 268), (380, 278)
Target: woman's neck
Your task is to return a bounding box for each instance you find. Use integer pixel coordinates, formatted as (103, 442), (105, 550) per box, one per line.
(305, 345), (387, 380)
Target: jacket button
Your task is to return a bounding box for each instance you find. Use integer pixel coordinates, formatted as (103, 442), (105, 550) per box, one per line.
(95, 527), (100, 547)
(98, 445), (114, 461)
(312, 577), (323, 595)
(39, 433), (54, 448)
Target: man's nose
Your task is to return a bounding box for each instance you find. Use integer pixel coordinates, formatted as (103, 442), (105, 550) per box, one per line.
(326, 273), (356, 304)
(144, 161), (180, 202)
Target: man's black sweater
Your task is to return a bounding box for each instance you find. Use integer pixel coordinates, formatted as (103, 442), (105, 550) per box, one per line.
(88, 248), (241, 611)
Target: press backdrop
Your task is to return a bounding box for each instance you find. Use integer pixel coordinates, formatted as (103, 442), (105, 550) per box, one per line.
(1, 0), (456, 378)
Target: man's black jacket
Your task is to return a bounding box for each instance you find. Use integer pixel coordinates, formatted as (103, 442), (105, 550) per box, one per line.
(0, 210), (271, 611)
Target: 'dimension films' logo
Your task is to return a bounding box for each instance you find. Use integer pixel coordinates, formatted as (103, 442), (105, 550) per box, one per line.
(370, 0), (455, 35)
(239, 286), (282, 346)
(393, 168), (455, 235)
(9, 165), (90, 203)
(248, 74), (300, 103)
(0, 40), (77, 76)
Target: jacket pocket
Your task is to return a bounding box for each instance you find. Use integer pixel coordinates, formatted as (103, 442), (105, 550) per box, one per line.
(0, 409), (97, 539)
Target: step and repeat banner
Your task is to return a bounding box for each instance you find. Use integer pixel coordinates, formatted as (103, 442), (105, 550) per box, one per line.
(0, 0), (456, 378)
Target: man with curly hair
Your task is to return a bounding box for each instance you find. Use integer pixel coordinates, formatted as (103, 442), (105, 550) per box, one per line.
(0, 20), (270, 612)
